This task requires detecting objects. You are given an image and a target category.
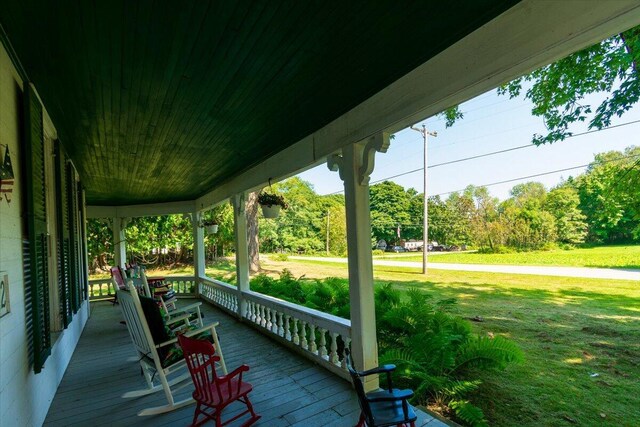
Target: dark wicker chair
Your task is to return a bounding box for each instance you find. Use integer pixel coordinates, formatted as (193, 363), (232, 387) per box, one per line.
(347, 351), (417, 427)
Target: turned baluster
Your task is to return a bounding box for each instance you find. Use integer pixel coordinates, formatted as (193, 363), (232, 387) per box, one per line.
(309, 324), (318, 354)
(251, 301), (257, 323)
(264, 307), (271, 330)
(277, 312), (284, 336)
(300, 321), (308, 350)
(319, 328), (328, 359)
(284, 315), (292, 340)
(258, 304), (267, 326)
(270, 310), (278, 333)
(292, 319), (300, 345)
(329, 332), (339, 364)
(341, 337), (352, 369)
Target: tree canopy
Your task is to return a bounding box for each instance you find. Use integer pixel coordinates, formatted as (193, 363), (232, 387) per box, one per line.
(443, 25), (640, 145)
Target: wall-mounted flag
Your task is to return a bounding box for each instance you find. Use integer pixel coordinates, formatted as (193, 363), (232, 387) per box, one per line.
(0, 145), (15, 204)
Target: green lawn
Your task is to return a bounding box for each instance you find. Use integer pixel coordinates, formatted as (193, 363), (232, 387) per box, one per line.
(254, 258), (640, 427)
(375, 245), (640, 269)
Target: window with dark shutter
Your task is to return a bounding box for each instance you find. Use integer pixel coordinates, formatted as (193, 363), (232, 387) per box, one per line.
(78, 185), (89, 302)
(66, 161), (81, 312)
(54, 141), (72, 327)
(23, 83), (51, 373)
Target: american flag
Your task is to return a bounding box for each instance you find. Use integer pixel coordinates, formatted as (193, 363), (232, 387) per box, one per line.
(0, 145), (14, 203)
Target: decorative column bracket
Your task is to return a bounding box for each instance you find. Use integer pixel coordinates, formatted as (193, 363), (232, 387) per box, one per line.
(327, 132), (390, 184)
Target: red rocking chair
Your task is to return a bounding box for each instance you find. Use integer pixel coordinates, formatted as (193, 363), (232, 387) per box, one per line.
(178, 334), (261, 427)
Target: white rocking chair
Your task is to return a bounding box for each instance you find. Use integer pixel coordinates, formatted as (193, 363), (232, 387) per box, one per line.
(117, 281), (227, 416)
(139, 271), (204, 327)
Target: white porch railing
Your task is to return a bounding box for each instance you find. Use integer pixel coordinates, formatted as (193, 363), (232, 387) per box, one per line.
(88, 278), (114, 300)
(199, 277), (352, 380)
(88, 275), (197, 300)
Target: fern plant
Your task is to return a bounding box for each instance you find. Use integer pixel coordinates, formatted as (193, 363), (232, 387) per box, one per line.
(377, 285), (523, 426)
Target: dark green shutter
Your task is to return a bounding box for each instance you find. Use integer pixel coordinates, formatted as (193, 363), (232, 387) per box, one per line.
(54, 141), (72, 326)
(24, 83), (51, 373)
(78, 185), (88, 302)
(66, 162), (80, 312)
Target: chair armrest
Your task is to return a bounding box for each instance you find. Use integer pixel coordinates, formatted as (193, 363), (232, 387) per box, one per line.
(165, 313), (191, 325)
(221, 364), (250, 380)
(156, 322), (220, 348)
(359, 364), (396, 377)
(367, 388), (414, 402)
(169, 302), (202, 314)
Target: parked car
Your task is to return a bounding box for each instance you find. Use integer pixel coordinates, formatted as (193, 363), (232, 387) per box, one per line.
(386, 245), (407, 253)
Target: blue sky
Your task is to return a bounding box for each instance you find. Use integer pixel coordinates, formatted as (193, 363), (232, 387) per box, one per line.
(298, 88), (640, 201)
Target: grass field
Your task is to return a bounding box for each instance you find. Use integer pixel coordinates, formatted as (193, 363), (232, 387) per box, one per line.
(374, 245), (640, 269)
(235, 257), (639, 427)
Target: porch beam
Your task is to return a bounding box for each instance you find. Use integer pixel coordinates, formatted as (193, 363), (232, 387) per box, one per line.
(195, 0), (640, 210)
(328, 133), (390, 391)
(232, 193), (250, 320)
(87, 200), (196, 219)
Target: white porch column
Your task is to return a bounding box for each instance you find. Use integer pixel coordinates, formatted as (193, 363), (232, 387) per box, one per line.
(192, 211), (205, 298)
(232, 193), (250, 319)
(328, 132), (390, 392)
(112, 217), (128, 268)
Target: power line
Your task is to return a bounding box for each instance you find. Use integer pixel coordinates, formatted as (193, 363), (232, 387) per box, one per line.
(433, 151), (640, 197)
(323, 119), (640, 196)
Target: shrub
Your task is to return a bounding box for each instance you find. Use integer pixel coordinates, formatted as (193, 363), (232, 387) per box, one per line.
(270, 252), (289, 261)
(372, 249), (385, 255)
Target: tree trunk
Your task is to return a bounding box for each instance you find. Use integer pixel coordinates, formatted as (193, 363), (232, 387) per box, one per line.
(247, 191), (261, 273)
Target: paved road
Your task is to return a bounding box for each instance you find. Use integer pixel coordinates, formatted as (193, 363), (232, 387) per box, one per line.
(289, 256), (640, 281)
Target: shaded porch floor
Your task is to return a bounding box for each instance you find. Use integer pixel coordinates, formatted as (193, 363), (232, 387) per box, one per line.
(44, 299), (445, 426)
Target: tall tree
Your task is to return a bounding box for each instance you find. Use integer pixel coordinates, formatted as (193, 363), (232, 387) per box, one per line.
(370, 181), (413, 243)
(545, 185), (587, 244)
(246, 191), (261, 273)
(574, 147), (640, 243)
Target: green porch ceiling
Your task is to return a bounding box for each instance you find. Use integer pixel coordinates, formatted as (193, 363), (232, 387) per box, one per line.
(0, 1), (518, 205)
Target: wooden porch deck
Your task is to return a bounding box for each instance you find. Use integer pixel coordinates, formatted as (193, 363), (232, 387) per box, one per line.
(44, 300), (445, 427)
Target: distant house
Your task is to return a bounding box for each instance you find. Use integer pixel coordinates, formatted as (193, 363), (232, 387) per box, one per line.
(403, 240), (424, 251)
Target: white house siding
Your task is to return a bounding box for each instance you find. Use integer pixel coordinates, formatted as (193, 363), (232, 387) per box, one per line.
(0, 42), (88, 427)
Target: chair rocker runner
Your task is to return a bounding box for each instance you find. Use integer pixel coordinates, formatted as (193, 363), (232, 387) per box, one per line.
(117, 282), (227, 416)
(347, 351), (417, 427)
(179, 334), (261, 427)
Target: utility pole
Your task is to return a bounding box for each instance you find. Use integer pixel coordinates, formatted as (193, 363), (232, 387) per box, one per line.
(410, 124), (437, 274)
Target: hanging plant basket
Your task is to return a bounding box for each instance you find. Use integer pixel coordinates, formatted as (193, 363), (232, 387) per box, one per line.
(261, 204), (281, 218)
(205, 224), (219, 234)
(258, 191), (288, 219)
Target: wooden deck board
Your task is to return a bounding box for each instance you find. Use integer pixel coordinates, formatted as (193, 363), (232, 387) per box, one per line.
(44, 300), (361, 426)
